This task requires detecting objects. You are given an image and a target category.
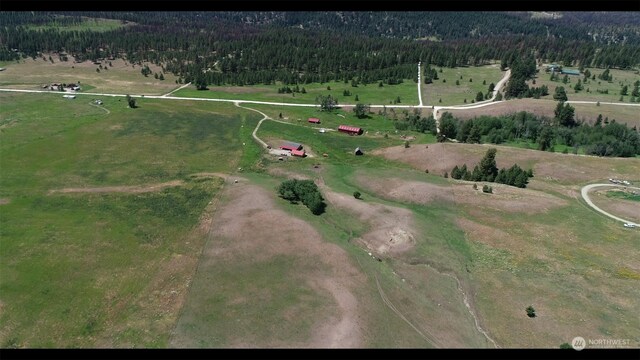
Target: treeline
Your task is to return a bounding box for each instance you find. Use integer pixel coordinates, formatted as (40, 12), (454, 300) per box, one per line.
(1, 12), (639, 87)
(438, 108), (640, 157)
(450, 149), (534, 188)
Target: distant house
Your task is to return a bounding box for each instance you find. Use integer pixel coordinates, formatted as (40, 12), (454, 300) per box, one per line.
(546, 64), (561, 73)
(280, 141), (303, 151)
(308, 118), (321, 124)
(561, 69), (580, 76)
(354, 147), (364, 156)
(338, 125), (363, 135)
(291, 149), (306, 157)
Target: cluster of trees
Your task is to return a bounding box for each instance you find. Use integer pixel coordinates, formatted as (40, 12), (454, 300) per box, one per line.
(2, 12), (638, 88)
(277, 179), (326, 215)
(450, 148), (534, 188)
(438, 110), (640, 157)
(277, 85), (306, 94)
(385, 108), (437, 134)
(353, 103), (371, 119)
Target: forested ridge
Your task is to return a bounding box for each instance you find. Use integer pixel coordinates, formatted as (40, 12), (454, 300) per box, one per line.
(1, 12), (639, 87)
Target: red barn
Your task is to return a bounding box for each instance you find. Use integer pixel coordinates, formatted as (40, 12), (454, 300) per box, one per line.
(291, 149), (306, 157)
(338, 125), (363, 135)
(280, 141), (303, 151)
(308, 118), (321, 124)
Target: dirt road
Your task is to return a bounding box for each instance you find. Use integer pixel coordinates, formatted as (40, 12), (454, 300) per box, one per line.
(581, 184), (640, 226)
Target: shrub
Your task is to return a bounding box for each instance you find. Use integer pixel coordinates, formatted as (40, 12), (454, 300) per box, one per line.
(353, 191), (361, 199)
(482, 185), (493, 193)
(560, 343), (572, 349)
(526, 306), (536, 318)
(404, 141), (410, 148)
(443, 171), (448, 178)
(473, 183), (478, 190)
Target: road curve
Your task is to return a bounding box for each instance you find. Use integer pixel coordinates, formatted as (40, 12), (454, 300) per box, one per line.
(581, 184), (640, 226)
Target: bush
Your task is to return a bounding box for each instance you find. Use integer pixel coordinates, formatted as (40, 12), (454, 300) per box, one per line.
(353, 191), (361, 199)
(560, 343), (572, 349)
(526, 306), (536, 318)
(443, 171), (448, 178)
(404, 141), (410, 148)
(482, 185), (492, 193)
(473, 183), (478, 190)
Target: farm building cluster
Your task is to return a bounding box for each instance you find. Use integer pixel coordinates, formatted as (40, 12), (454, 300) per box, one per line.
(279, 141), (306, 157)
(545, 64), (580, 76)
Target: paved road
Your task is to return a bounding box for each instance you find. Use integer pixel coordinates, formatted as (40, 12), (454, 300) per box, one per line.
(581, 184), (640, 226)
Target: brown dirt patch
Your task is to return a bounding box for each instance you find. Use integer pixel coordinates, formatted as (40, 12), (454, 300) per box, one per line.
(0, 198), (10, 205)
(319, 181), (417, 257)
(266, 167), (312, 180)
(353, 173), (566, 214)
(171, 181), (368, 348)
(48, 180), (183, 194)
(373, 142), (640, 184)
(443, 99), (555, 120)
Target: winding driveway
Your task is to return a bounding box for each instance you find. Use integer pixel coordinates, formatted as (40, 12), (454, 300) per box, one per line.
(581, 184), (640, 226)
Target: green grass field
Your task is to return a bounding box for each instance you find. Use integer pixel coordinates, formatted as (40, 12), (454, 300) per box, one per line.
(528, 68), (640, 103)
(0, 93), (261, 347)
(173, 79), (420, 105)
(422, 64), (504, 106)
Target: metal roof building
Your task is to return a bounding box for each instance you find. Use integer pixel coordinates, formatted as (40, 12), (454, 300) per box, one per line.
(280, 141), (303, 151)
(308, 118), (321, 124)
(338, 125), (363, 135)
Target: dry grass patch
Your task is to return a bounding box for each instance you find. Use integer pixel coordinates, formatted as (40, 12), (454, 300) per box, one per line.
(373, 142), (640, 184)
(319, 182), (417, 257)
(590, 190), (640, 224)
(0, 56), (178, 95)
(171, 181), (368, 348)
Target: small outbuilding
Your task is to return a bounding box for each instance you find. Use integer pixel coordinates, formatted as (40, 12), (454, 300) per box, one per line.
(354, 147), (364, 156)
(308, 118), (321, 124)
(63, 94), (76, 99)
(280, 141), (303, 151)
(338, 125), (363, 135)
(291, 149), (306, 157)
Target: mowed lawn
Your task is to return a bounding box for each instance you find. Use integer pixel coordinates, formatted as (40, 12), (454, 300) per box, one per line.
(422, 64), (504, 106)
(0, 57), (179, 95)
(173, 79), (420, 105)
(0, 93), (261, 347)
(527, 67), (640, 103)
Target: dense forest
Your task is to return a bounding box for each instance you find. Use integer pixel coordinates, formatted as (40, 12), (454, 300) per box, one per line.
(1, 12), (639, 87)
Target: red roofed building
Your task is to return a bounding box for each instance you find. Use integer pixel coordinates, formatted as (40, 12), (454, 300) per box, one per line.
(291, 149), (306, 157)
(308, 118), (321, 124)
(338, 125), (363, 135)
(280, 141), (303, 151)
